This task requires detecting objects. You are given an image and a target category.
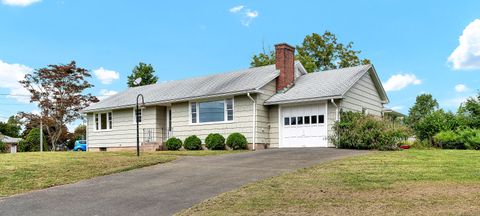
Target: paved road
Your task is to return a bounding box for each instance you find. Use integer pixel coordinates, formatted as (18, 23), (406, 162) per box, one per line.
(0, 148), (366, 216)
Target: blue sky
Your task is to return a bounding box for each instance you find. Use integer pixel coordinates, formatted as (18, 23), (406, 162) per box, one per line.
(0, 0), (479, 130)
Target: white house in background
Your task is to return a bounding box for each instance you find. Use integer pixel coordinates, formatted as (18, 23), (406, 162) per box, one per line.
(81, 43), (389, 151)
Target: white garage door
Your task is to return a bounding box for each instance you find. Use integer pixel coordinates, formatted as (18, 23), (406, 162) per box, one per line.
(280, 103), (327, 148)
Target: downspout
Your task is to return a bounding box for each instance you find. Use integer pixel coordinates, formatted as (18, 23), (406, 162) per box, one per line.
(247, 93), (256, 151)
(330, 99), (339, 121)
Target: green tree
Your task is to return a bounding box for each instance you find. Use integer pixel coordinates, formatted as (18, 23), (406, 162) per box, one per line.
(127, 62), (158, 87)
(0, 140), (6, 153)
(457, 92), (480, 128)
(18, 128), (47, 152)
(406, 94), (439, 126)
(0, 116), (22, 138)
(414, 110), (457, 146)
(250, 31), (370, 72)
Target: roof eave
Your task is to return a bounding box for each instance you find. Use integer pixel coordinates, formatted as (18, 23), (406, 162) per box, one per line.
(264, 95), (343, 105)
(81, 89), (263, 113)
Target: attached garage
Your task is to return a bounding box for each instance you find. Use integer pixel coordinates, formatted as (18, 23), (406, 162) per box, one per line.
(279, 103), (328, 148)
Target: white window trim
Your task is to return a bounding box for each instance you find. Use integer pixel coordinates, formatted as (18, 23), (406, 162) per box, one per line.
(94, 111), (113, 131)
(189, 98), (234, 125)
(132, 107), (146, 124)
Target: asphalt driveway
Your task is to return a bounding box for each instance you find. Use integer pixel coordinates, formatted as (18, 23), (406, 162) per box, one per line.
(0, 148), (366, 216)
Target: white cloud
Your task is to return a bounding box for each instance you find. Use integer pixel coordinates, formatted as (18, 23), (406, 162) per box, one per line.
(229, 5), (259, 27)
(383, 73), (422, 92)
(1, 0), (41, 6)
(448, 19), (480, 70)
(97, 89), (118, 100)
(94, 67), (119, 85)
(454, 84), (468, 93)
(229, 5), (244, 13)
(0, 60), (33, 103)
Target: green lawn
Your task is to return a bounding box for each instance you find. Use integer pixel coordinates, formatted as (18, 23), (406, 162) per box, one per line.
(178, 150), (480, 216)
(0, 150), (235, 197)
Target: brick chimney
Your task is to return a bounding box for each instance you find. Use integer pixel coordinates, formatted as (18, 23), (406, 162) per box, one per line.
(275, 43), (295, 92)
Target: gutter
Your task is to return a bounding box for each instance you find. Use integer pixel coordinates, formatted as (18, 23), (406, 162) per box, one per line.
(81, 89), (263, 113)
(246, 92), (256, 151)
(330, 99), (339, 121)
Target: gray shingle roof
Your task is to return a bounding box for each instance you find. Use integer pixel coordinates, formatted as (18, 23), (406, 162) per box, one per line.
(83, 64), (279, 112)
(265, 64), (375, 105)
(0, 135), (21, 144)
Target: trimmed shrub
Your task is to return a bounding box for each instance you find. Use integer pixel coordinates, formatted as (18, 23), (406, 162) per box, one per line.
(226, 133), (248, 150)
(330, 111), (412, 150)
(184, 135), (202, 150)
(205, 133), (225, 150)
(165, 137), (182, 150)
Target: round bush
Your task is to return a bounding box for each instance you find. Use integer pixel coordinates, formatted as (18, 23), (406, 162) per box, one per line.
(226, 133), (248, 150)
(165, 137), (182, 150)
(184, 135), (202, 150)
(205, 133), (225, 150)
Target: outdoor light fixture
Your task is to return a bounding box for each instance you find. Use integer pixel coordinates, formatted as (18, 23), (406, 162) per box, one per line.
(135, 77), (144, 157)
(136, 93), (145, 157)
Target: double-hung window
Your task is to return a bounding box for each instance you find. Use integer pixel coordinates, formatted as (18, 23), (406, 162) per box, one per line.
(94, 112), (113, 130)
(190, 98), (234, 124)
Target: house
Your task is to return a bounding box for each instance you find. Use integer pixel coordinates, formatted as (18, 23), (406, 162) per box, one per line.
(82, 43), (389, 151)
(0, 134), (21, 153)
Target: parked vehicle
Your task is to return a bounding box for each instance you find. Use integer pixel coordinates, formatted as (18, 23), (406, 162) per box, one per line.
(73, 140), (87, 151)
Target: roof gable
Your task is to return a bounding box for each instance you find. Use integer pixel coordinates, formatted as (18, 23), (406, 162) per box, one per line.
(265, 64), (389, 105)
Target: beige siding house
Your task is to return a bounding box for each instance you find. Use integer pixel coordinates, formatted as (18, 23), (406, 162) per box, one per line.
(83, 43), (389, 151)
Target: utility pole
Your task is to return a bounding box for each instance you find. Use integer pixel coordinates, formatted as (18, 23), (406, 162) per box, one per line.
(40, 117), (43, 152)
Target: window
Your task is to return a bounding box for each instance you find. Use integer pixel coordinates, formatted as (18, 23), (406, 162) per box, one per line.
(311, 115), (317, 124)
(291, 117), (296, 125)
(133, 108), (143, 123)
(226, 99), (234, 121)
(95, 114), (99, 130)
(190, 98), (234, 124)
(94, 112), (112, 130)
(304, 116), (310, 124)
(191, 103), (197, 123)
(297, 116), (303, 125)
(319, 115), (325, 124)
(284, 117), (290, 125)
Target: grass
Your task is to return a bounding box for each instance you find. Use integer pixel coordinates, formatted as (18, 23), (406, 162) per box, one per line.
(0, 150), (237, 197)
(178, 150), (480, 216)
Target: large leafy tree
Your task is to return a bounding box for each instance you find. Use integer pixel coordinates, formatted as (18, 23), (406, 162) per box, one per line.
(406, 94), (439, 127)
(250, 31), (370, 72)
(19, 61), (98, 150)
(0, 116), (21, 137)
(127, 62), (158, 87)
(457, 92), (480, 128)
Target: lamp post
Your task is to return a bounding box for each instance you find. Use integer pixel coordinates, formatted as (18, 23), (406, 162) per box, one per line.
(136, 94), (145, 157)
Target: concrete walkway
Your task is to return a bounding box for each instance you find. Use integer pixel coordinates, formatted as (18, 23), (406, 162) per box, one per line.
(0, 148), (365, 216)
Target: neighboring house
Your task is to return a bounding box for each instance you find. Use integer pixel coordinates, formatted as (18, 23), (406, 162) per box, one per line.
(82, 43), (389, 151)
(0, 134), (21, 153)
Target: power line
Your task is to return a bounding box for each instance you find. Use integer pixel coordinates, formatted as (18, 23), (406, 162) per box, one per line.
(0, 94), (31, 97)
